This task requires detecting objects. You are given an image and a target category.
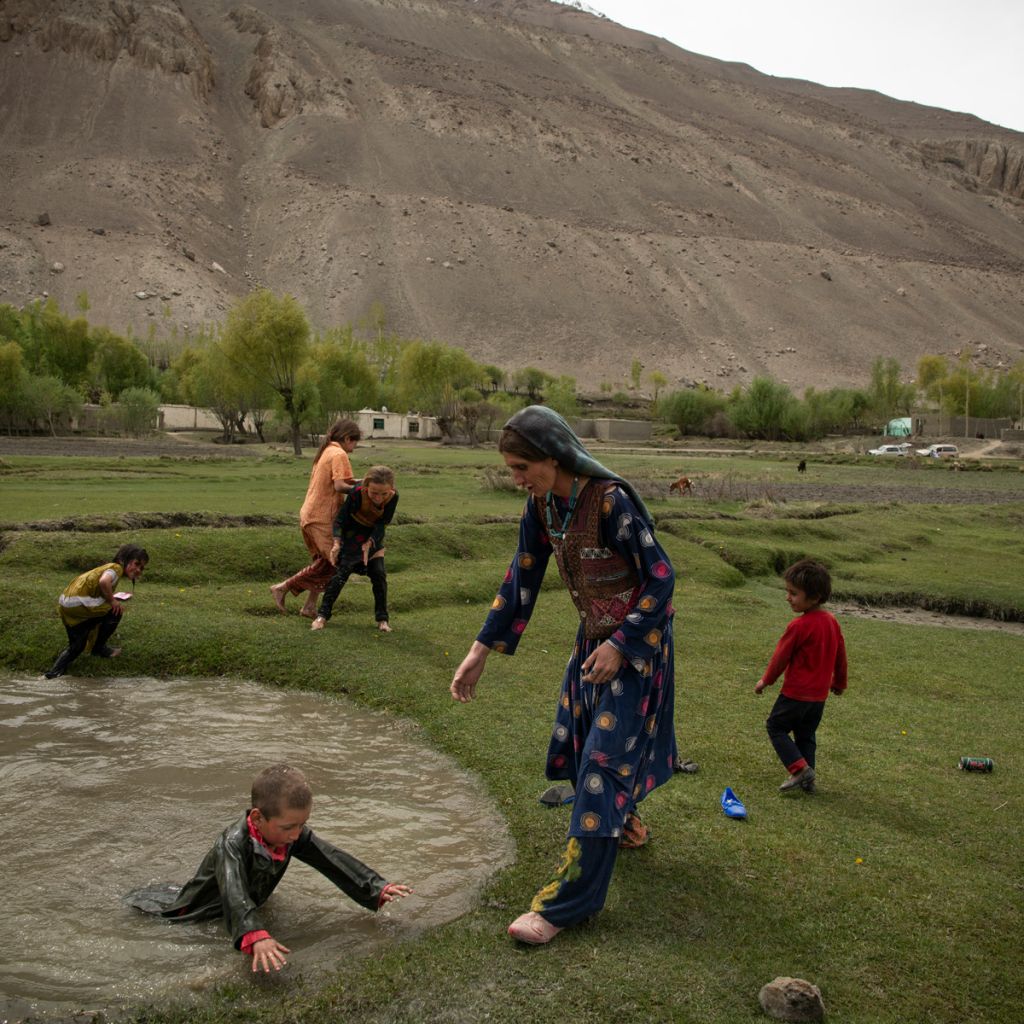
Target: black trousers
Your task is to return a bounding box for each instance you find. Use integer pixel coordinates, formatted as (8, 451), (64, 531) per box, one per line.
(766, 694), (825, 770)
(47, 611), (121, 676)
(319, 556), (388, 622)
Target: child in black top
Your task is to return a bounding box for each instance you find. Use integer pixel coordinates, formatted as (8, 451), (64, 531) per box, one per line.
(127, 764), (411, 972)
(311, 465), (398, 632)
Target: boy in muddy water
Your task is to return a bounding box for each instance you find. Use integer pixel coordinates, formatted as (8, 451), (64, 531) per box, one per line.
(127, 764), (412, 972)
(44, 543), (148, 679)
(755, 559), (848, 793)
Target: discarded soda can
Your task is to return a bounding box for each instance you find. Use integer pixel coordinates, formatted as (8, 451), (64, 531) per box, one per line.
(958, 756), (994, 773)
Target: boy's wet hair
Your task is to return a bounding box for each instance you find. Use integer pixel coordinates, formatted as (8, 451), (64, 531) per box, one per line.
(783, 559), (832, 604)
(251, 764), (313, 817)
(113, 543), (149, 567)
(363, 465), (395, 487)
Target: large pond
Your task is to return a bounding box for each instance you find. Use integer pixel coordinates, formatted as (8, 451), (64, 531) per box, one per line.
(1, 675), (513, 1020)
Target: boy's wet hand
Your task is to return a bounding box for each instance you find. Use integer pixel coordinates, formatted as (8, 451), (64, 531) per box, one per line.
(380, 883), (413, 902)
(251, 937), (290, 973)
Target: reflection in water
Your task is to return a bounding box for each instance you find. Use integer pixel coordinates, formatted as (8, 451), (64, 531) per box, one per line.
(1, 675), (512, 1019)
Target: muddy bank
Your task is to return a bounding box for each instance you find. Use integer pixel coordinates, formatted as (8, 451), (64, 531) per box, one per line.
(0, 511), (293, 532)
(0, 434), (265, 459)
(774, 482), (1024, 505)
(833, 602), (1024, 635)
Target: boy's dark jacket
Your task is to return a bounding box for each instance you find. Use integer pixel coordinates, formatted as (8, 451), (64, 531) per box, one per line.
(127, 813), (386, 948)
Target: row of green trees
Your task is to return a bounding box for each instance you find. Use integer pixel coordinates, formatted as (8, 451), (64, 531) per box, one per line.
(0, 299), (161, 435)
(3, 292), (1021, 445)
(163, 292), (580, 453)
(0, 294), (580, 448)
(658, 356), (1024, 442)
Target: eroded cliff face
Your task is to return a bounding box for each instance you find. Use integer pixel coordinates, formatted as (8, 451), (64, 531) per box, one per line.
(228, 5), (356, 127)
(0, 0), (214, 98)
(920, 139), (1024, 199)
(0, 0), (1022, 391)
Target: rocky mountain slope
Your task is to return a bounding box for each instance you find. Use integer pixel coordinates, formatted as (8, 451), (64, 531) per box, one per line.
(1, 0), (1022, 392)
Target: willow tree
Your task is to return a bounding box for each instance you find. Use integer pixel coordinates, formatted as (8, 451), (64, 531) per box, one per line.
(222, 290), (313, 455)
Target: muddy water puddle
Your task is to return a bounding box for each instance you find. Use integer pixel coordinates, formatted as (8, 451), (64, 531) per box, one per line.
(1, 675), (512, 1020)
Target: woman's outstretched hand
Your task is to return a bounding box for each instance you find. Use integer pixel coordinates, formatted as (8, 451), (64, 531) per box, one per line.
(450, 641), (489, 702)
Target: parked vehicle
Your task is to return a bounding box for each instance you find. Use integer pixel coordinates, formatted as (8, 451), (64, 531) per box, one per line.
(915, 444), (959, 458)
(868, 444), (907, 456)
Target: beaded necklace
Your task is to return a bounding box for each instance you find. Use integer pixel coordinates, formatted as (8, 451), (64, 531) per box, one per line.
(545, 475), (579, 540)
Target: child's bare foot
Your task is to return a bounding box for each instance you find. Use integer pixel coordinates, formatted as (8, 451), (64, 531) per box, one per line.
(270, 584), (288, 613)
(299, 596), (318, 618)
(378, 621), (392, 632)
(109, 647), (122, 659)
(311, 617), (326, 631)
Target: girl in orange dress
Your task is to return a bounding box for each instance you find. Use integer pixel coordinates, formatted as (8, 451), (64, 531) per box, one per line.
(271, 418), (360, 616)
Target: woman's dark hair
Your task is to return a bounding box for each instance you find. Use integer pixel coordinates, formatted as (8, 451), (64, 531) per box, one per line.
(783, 559), (832, 604)
(113, 544), (149, 568)
(313, 418), (361, 466)
(498, 427), (550, 463)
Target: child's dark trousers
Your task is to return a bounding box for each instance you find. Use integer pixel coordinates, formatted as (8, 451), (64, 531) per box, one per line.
(46, 611), (121, 677)
(766, 694), (825, 770)
(319, 556), (388, 622)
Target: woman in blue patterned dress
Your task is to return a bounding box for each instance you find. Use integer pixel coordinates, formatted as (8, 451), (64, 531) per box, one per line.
(450, 406), (677, 945)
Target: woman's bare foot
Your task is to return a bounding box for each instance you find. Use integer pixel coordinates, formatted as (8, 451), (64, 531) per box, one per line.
(299, 595), (318, 618)
(270, 584), (288, 613)
(311, 617), (326, 631)
(378, 621), (393, 633)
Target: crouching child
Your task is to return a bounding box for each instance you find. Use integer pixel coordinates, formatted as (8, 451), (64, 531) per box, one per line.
(312, 465), (398, 633)
(45, 543), (148, 679)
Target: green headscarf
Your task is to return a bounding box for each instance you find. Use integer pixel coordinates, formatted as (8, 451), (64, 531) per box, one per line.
(504, 405), (653, 525)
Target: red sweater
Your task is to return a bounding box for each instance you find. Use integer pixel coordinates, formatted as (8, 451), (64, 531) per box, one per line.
(762, 608), (847, 702)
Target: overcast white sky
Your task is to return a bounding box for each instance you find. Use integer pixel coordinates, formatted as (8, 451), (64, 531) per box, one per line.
(579, 0), (1024, 133)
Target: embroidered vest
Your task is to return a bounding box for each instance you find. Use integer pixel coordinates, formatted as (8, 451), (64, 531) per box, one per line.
(535, 481), (641, 639)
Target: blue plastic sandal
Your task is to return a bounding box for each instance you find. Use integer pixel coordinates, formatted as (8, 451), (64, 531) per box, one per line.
(721, 787), (747, 819)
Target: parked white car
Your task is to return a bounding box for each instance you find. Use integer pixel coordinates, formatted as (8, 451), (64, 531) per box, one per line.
(915, 444), (959, 458)
(868, 444), (908, 456)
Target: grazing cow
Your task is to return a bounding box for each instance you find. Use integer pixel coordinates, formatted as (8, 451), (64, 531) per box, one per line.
(797, 460), (807, 473)
(669, 475), (693, 495)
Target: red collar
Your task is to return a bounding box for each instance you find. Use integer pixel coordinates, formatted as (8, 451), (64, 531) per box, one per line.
(247, 811), (289, 862)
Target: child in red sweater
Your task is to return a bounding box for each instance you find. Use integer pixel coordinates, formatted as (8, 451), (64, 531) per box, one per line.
(755, 559), (847, 793)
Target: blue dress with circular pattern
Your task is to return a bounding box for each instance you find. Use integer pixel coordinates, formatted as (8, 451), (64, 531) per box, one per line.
(477, 482), (677, 839)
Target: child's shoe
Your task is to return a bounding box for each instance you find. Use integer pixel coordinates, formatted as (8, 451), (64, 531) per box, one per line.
(800, 777), (817, 794)
(780, 766), (815, 791)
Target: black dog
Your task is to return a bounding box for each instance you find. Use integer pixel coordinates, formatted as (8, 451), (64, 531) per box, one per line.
(797, 460), (807, 473)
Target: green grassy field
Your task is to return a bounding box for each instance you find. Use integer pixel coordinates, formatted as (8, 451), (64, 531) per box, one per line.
(1, 443), (1021, 1024)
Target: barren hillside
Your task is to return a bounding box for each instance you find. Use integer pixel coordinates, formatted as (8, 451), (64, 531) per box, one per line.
(1, 0), (1022, 392)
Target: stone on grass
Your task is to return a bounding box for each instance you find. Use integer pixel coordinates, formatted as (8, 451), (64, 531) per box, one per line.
(758, 977), (825, 1021)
